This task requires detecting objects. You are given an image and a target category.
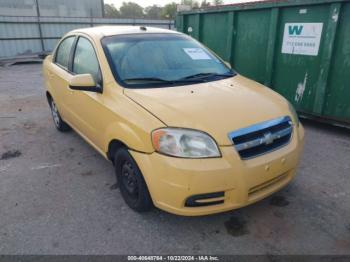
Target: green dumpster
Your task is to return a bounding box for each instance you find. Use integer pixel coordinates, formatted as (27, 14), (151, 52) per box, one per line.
(176, 0), (350, 126)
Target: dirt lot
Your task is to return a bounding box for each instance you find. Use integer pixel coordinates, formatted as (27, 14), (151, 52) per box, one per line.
(0, 63), (349, 255)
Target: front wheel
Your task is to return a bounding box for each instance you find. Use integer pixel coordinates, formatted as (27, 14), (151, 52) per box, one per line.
(49, 98), (71, 132)
(114, 148), (153, 212)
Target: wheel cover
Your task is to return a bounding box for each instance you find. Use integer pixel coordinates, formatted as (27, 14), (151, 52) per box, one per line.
(51, 100), (60, 127)
(121, 161), (139, 200)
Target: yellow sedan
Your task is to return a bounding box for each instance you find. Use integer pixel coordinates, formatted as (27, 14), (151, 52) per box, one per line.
(43, 26), (304, 216)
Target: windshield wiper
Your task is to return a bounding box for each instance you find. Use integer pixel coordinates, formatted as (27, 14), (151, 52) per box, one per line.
(124, 77), (174, 83)
(180, 72), (235, 81)
(123, 77), (206, 84)
(123, 72), (235, 85)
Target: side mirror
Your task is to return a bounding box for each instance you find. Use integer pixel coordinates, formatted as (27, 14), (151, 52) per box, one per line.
(224, 61), (232, 69)
(69, 74), (102, 93)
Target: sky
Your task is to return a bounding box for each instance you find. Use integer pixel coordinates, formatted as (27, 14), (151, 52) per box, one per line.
(104, 0), (261, 8)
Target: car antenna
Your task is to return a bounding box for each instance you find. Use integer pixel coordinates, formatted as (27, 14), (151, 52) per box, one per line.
(140, 26), (147, 31)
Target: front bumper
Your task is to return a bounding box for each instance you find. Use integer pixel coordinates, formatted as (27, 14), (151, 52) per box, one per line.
(130, 124), (304, 216)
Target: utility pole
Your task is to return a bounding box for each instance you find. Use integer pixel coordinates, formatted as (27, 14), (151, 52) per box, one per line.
(34, 0), (45, 52)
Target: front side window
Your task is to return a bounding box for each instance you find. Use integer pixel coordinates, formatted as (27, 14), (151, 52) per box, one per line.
(73, 37), (101, 84)
(102, 33), (235, 88)
(55, 36), (75, 69)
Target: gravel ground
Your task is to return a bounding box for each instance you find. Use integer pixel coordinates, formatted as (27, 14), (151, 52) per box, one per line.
(0, 63), (349, 255)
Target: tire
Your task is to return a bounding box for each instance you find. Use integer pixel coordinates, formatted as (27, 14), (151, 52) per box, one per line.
(114, 148), (153, 212)
(49, 97), (71, 132)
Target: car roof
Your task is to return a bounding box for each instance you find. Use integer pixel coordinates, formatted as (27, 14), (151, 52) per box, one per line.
(70, 26), (181, 39)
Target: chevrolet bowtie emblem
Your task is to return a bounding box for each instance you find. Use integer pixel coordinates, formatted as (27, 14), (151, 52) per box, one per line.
(262, 132), (274, 145)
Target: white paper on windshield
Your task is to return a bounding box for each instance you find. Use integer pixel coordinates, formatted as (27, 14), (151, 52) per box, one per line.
(183, 48), (212, 60)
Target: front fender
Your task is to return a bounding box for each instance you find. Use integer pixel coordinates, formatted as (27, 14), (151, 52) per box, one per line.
(104, 121), (157, 153)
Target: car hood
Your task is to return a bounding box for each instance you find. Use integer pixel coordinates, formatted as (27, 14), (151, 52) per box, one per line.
(124, 75), (290, 146)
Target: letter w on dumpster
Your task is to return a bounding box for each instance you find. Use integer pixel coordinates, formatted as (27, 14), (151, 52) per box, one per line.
(288, 25), (303, 35)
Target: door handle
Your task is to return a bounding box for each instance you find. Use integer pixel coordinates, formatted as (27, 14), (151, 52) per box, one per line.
(68, 87), (74, 94)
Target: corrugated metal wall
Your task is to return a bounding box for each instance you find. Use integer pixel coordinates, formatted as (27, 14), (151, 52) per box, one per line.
(0, 0), (104, 17)
(0, 16), (175, 58)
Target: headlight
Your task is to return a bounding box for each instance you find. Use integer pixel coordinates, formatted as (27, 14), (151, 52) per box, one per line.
(151, 128), (221, 158)
(288, 101), (299, 127)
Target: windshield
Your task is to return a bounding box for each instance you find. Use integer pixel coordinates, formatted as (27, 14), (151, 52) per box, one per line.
(102, 33), (235, 88)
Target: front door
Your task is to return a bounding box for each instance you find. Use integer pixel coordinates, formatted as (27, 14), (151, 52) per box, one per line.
(67, 36), (105, 149)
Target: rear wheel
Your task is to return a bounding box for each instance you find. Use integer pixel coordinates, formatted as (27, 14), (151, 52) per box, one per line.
(49, 98), (71, 132)
(114, 148), (153, 212)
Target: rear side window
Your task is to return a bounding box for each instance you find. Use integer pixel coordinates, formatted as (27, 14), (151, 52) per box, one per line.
(55, 36), (75, 69)
(73, 37), (101, 84)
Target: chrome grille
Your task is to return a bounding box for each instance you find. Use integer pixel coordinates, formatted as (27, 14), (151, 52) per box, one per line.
(228, 116), (293, 159)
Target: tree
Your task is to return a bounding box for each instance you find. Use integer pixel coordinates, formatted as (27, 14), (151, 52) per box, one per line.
(145, 5), (162, 19)
(181, 0), (200, 8)
(161, 2), (177, 19)
(212, 0), (224, 5)
(104, 3), (120, 18)
(119, 2), (144, 18)
(201, 0), (211, 8)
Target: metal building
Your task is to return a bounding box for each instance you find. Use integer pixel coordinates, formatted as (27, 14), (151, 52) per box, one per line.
(0, 0), (104, 17)
(0, 0), (174, 58)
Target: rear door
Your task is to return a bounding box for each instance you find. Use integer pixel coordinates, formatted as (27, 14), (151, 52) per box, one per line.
(48, 35), (76, 123)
